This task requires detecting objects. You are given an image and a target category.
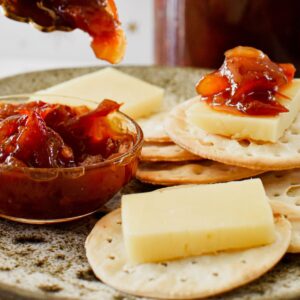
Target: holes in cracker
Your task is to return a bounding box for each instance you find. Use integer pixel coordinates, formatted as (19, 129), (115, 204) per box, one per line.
(108, 255), (115, 260)
(201, 141), (214, 147)
(291, 127), (299, 135)
(180, 277), (187, 282)
(280, 137), (289, 144)
(123, 267), (134, 275)
(212, 272), (219, 277)
(286, 185), (300, 197)
(241, 260), (247, 264)
(193, 166), (203, 175)
(238, 140), (250, 148)
(106, 238), (113, 243)
(273, 193), (280, 197)
(295, 199), (300, 206)
(160, 262), (168, 267)
(116, 221), (122, 225)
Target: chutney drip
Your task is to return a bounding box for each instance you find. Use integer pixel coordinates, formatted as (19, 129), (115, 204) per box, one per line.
(0, 0), (125, 63)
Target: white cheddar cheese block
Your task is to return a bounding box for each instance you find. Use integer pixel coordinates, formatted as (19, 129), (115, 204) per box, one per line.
(37, 67), (164, 119)
(121, 179), (275, 264)
(186, 79), (300, 143)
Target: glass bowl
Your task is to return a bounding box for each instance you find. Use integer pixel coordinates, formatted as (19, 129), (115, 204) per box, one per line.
(0, 95), (143, 224)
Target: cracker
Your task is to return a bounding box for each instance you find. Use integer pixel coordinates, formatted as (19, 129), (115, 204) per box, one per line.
(288, 220), (300, 253)
(140, 143), (201, 162)
(165, 97), (300, 170)
(85, 209), (291, 300)
(261, 169), (300, 220)
(136, 161), (264, 186)
(258, 170), (300, 253)
(138, 112), (171, 143)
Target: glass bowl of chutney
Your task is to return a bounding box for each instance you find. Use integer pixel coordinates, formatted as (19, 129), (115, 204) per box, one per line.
(0, 95), (143, 224)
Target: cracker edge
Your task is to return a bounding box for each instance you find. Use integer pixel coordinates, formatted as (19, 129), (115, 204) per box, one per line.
(165, 99), (300, 171)
(144, 136), (172, 143)
(136, 163), (264, 186)
(140, 144), (202, 162)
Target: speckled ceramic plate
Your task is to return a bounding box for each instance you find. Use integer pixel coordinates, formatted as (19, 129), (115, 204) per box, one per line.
(0, 67), (299, 300)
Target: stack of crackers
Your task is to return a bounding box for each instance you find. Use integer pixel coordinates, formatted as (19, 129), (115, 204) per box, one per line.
(137, 111), (263, 186)
(136, 98), (300, 255)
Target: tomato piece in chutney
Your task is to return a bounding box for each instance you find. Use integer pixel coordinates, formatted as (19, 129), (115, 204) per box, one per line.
(0, 99), (135, 168)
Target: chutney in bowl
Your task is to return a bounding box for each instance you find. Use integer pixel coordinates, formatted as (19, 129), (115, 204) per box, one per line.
(0, 95), (143, 224)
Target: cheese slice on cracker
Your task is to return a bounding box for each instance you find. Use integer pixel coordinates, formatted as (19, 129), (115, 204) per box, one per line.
(187, 79), (300, 143)
(85, 209), (290, 300)
(121, 179), (275, 264)
(36, 67), (164, 120)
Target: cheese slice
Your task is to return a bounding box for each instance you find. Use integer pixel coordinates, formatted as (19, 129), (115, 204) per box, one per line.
(186, 79), (300, 142)
(121, 179), (275, 264)
(37, 67), (164, 119)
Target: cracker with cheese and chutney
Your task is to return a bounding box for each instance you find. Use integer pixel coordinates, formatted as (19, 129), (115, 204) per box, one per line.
(165, 46), (300, 171)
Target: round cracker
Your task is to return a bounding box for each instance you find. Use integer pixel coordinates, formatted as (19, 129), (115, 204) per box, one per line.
(138, 112), (171, 143)
(140, 143), (201, 162)
(86, 210), (291, 300)
(136, 161), (264, 186)
(165, 98), (300, 170)
(261, 169), (300, 220)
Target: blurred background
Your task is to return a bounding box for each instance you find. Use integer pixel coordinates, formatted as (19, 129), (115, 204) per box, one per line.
(0, 0), (300, 78)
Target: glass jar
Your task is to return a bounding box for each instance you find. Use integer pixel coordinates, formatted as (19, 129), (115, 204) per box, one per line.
(154, 0), (300, 75)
